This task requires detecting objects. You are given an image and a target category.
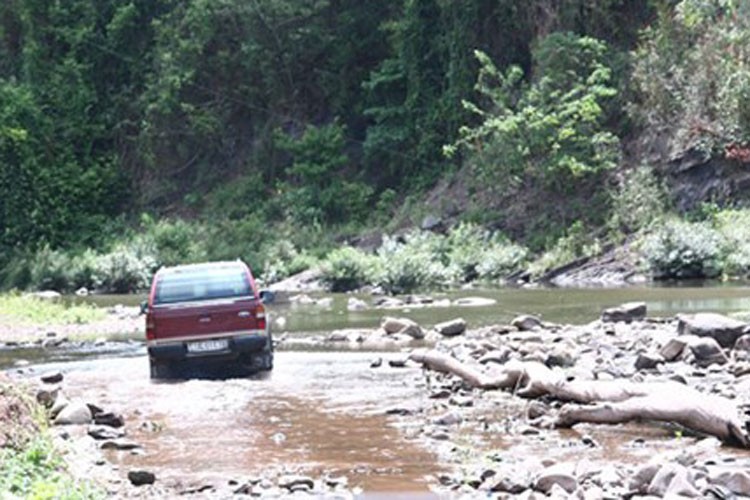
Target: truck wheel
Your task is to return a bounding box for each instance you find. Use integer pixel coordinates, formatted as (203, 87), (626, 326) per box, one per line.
(149, 360), (171, 379)
(259, 352), (274, 371)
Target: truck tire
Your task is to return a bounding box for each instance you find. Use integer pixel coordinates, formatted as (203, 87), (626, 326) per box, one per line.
(149, 360), (171, 379)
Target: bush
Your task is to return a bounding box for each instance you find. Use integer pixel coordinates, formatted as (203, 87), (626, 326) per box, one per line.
(610, 166), (668, 233)
(529, 221), (602, 277)
(476, 242), (528, 281)
(639, 218), (725, 279)
(261, 240), (318, 284)
(320, 247), (379, 292)
(94, 244), (156, 293)
(375, 233), (451, 294)
(713, 209), (750, 276)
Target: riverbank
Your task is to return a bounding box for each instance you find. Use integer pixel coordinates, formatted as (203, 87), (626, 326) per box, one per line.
(4, 301), (750, 497)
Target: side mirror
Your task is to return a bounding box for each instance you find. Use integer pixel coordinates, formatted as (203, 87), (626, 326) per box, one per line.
(259, 290), (275, 304)
(140, 300), (149, 315)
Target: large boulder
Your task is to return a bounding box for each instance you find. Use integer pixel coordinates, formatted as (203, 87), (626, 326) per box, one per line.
(708, 468), (750, 496)
(434, 318), (467, 337)
(601, 302), (647, 323)
(687, 336), (729, 367)
(511, 315), (543, 331)
(53, 400), (92, 426)
(380, 317), (424, 339)
(677, 313), (748, 348)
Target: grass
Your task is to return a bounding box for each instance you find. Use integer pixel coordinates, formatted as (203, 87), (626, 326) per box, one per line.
(0, 294), (106, 325)
(0, 383), (102, 499)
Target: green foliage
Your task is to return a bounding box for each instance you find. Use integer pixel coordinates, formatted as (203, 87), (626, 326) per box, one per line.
(447, 33), (620, 189)
(639, 218), (725, 279)
(631, 0), (750, 155)
(0, 293), (105, 325)
(610, 166), (669, 233)
(320, 247), (380, 292)
(0, 384), (101, 498)
(260, 240), (318, 285)
(713, 209), (750, 276)
(529, 221), (602, 277)
(276, 123), (373, 225)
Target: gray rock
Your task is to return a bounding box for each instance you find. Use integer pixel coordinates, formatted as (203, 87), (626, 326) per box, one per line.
(630, 463), (661, 494)
(453, 297), (497, 307)
(380, 317), (424, 339)
(346, 297), (368, 311)
(512, 315), (543, 331)
(708, 468), (750, 496)
(734, 333), (750, 352)
(635, 352), (665, 370)
(40, 371), (63, 384)
(678, 313), (747, 348)
(660, 337), (689, 361)
(327, 331), (351, 342)
(421, 214), (445, 232)
(432, 411), (463, 426)
(75, 287), (89, 296)
(53, 400), (92, 425)
(647, 463), (700, 497)
(434, 318), (467, 337)
(128, 470), (155, 486)
(370, 357), (382, 368)
(94, 412), (125, 428)
(100, 438), (141, 450)
(88, 425), (125, 440)
(278, 475), (315, 491)
(36, 387), (59, 408)
(688, 336), (729, 367)
(545, 349), (576, 368)
(534, 464), (578, 494)
(601, 302), (647, 323)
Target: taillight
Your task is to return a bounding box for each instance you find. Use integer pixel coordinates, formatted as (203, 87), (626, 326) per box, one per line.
(146, 315), (155, 340)
(256, 305), (266, 331)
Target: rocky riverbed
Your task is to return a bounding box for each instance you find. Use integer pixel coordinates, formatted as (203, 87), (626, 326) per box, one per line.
(4, 301), (750, 498)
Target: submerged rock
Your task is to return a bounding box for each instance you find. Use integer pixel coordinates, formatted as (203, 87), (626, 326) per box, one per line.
(381, 317), (424, 339)
(601, 302), (647, 323)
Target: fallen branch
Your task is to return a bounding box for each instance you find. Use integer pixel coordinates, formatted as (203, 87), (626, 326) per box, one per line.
(409, 349), (749, 446)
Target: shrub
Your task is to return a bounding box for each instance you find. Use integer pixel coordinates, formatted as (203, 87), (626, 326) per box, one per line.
(529, 221), (602, 277)
(713, 209), (750, 276)
(610, 166), (668, 233)
(375, 233), (451, 294)
(261, 240), (318, 284)
(144, 218), (207, 267)
(94, 244), (156, 293)
(476, 242), (528, 281)
(639, 218), (725, 279)
(320, 247), (379, 292)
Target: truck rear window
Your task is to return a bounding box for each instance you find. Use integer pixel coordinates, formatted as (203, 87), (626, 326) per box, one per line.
(154, 266), (253, 304)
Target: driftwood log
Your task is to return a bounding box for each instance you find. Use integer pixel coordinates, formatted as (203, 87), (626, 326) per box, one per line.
(409, 349), (749, 447)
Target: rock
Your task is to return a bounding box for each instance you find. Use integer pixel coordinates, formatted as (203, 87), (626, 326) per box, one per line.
(709, 469), (750, 496)
(278, 475), (315, 491)
(100, 438), (141, 450)
(53, 400), (92, 425)
(30, 290), (61, 300)
(434, 318), (467, 337)
(327, 331), (351, 342)
(734, 333), (750, 352)
(374, 297), (406, 308)
(660, 337), (689, 361)
(535, 464), (578, 494)
(635, 352), (665, 370)
(677, 313), (747, 348)
(601, 302), (647, 323)
(388, 357), (409, 368)
(289, 294), (316, 305)
(380, 317), (424, 339)
(94, 412), (125, 428)
(128, 470), (156, 486)
(630, 463), (662, 494)
(512, 315), (543, 331)
(545, 349), (576, 368)
(421, 214), (445, 233)
(36, 387), (59, 408)
(453, 297), (497, 307)
(347, 297), (368, 311)
(41, 337), (66, 349)
(432, 411), (463, 426)
(370, 357), (382, 368)
(40, 371), (63, 384)
(75, 287), (89, 296)
(88, 425), (125, 440)
(479, 348), (511, 365)
(688, 336), (729, 367)
(647, 463), (700, 497)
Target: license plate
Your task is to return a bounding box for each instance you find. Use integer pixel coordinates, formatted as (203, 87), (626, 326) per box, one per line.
(186, 339), (229, 353)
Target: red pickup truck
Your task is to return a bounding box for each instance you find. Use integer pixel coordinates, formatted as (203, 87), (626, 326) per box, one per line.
(143, 260), (273, 379)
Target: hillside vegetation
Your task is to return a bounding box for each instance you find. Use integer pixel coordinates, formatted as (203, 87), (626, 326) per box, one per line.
(2, 0), (750, 292)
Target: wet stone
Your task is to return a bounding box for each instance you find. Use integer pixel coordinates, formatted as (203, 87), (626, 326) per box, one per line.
(369, 357), (382, 368)
(433, 410), (462, 426)
(100, 438), (141, 450)
(601, 302), (647, 323)
(40, 371), (63, 384)
(388, 357), (409, 368)
(94, 412), (125, 428)
(278, 475), (315, 491)
(88, 425), (125, 440)
(434, 318), (467, 337)
(128, 470), (156, 486)
(512, 315), (543, 331)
